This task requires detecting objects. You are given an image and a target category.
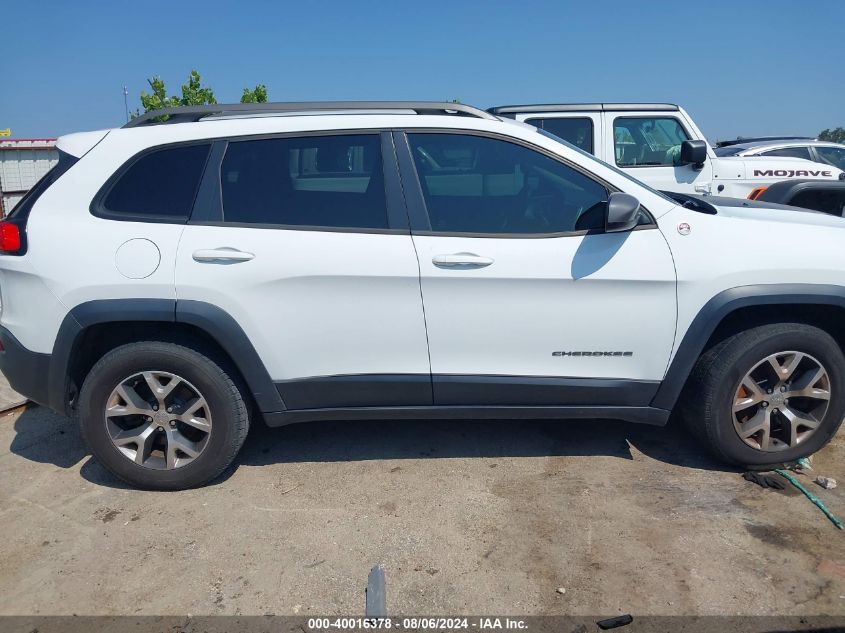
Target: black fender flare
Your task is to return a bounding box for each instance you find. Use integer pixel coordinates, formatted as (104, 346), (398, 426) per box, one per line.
(756, 179), (845, 215)
(652, 284), (845, 410)
(48, 299), (285, 414)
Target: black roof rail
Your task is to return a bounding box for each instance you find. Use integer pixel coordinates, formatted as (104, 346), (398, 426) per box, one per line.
(714, 136), (816, 148)
(124, 101), (497, 128)
(489, 103), (679, 117)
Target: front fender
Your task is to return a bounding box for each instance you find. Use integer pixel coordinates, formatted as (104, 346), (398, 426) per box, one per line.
(652, 284), (845, 410)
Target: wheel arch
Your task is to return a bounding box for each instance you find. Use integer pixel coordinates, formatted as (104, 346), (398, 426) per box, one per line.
(652, 284), (845, 410)
(756, 179), (845, 215)
(48, 299), (285, 416)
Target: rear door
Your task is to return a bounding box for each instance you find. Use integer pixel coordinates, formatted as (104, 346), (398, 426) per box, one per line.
(176, 131), (432, 409)
(395, 130), (677, 407)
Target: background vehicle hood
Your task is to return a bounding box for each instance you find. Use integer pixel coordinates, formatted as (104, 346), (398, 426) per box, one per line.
(710, 197), (845, 229)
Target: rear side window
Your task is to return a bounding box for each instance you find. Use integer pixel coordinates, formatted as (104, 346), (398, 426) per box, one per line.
(101, 144), (211, 220)
(526, 118), (594, 154)
(760, 146), (812, 160)
(220, 134), (388, 229)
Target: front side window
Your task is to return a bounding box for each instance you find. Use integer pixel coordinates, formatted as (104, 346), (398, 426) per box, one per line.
(220, 134), (388, 229)
(526, 118), (594, 154)
(614, 117), (689, 167)
(814, 146), (845, 169)
(761, 146), (812, 160)
(102, 144), (211, 219)
(407, 133), (609, 234)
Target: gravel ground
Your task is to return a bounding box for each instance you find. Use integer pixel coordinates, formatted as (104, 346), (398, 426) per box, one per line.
(0, 373), (26, 413)
(1, 404), (844, 618)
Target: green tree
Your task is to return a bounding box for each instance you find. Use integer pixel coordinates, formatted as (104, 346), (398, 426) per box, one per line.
(137, 76), (178, 116)
(135, 70), (217, 120)
(241, 84), (269, 103)
(819, 127), (845, 144)
(179, 69), (216, 106)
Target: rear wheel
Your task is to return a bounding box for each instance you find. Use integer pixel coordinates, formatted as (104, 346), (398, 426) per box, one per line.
(685, 323), (845, 467)
(78, 341), (250, 490)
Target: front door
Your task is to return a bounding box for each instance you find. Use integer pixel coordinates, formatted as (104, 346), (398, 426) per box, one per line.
(396, 131), (677, 406)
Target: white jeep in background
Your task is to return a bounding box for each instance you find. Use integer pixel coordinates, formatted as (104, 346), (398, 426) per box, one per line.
(490, 103), (845, 215)
(1, 101), (845, 490)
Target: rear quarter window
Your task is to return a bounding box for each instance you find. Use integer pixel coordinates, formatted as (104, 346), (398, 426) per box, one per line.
(760, 146), (812, 160)
(96, 143), (211, 221)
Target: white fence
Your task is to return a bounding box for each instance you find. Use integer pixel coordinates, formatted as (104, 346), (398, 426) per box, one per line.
(0, 139), (58, 217)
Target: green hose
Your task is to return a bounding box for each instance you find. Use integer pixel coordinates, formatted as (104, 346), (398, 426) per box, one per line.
(775, 468), (844, 530)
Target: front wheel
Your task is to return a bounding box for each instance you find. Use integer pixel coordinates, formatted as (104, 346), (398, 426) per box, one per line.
(78, 341), (250, 490)
(685, 323), (845, 467)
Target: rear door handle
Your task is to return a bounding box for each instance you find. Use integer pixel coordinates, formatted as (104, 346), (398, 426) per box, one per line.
(432, 253), (494, 268)
(192, 248), (255, 263)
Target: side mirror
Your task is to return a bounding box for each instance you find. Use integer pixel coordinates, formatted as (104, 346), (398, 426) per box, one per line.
(679, 140), (707, 167)
(605, 192), (641, 233)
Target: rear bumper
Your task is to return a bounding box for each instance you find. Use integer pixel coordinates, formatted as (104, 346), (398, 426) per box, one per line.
(0, 326), (51, 408)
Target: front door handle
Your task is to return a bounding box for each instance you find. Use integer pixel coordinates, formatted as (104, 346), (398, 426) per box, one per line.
(432, 253), (494, 268)
(192, 248), (255, 263)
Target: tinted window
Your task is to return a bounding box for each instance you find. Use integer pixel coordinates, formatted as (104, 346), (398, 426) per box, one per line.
(614, 117), (689, 167)
(526, 118), (594, 154)
(761, 146), (812, 160)
(408, 133), (609, 234)
(536, 128), (675, 204)
(220, 134), (388, 229)
(103, 144), (210, 218)
(816, 146), (845, 170)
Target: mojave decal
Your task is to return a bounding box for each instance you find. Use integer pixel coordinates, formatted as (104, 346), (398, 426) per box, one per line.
(753, 168), (833, 178)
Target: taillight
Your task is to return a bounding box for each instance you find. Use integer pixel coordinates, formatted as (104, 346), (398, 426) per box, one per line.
(748, 186), (768, 201)
(0, 222), (21, 253)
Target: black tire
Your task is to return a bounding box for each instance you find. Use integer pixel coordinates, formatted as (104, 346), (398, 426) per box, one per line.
(78, 341), (250, 490)
(684, 323), (845, 467)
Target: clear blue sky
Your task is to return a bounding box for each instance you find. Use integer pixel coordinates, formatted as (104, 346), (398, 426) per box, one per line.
(2, 0), (842, 141)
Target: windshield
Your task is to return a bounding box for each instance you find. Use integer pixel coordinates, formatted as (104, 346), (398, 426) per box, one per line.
(536, 128), (675, 204)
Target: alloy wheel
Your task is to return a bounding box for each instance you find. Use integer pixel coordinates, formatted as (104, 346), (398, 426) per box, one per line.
(732, 351), (831, 452)
(104, 371), (212, 470)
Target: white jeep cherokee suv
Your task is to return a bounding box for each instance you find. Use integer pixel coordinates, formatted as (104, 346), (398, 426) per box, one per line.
(2, 101), (844, 490)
